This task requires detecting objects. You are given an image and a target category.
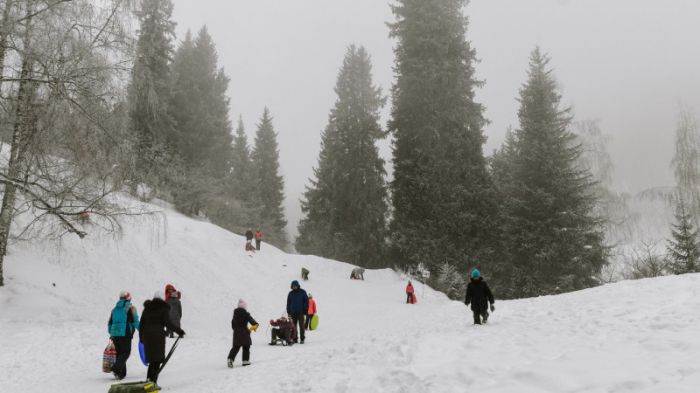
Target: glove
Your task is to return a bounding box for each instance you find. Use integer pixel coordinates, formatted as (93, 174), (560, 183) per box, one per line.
(178, 330), (186, 338)
(249, 324), (259, 332)
(269, 319), (274, 324)
(490, 304), (495, 312)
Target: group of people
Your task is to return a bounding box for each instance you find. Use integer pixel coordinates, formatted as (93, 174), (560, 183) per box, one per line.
(107, 284), (185, 384)
(226, 280), (318, 368)
(244, 228), (263, 252)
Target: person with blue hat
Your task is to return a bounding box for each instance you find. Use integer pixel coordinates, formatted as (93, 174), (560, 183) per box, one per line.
(464, 268), (495, 325)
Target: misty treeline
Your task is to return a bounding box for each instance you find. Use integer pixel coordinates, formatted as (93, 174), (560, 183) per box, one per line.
(297, 0), (699, 299)
(0, 0), (288, 287)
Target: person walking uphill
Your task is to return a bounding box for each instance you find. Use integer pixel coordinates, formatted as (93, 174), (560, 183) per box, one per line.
(165, 284), (182, 338)
(464, 269), (495, 325)
(245, 228), (255, 251)
(287, 280), (309, 344)
(140, 291), (185, 384)
(406, 281), (415, 304)
(108, 291), (140, 380)
(228, 299), (259, 368)
(255, 228), (263, 251)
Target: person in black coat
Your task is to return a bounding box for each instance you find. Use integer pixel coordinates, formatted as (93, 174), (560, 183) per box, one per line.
(286, 280), (309, 344)
(464, 269), (495, 325)
(227, 299), (259, 368)
(140, 291), (185, 384)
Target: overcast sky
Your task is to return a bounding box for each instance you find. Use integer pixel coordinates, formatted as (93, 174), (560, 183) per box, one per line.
(171, 0), (700, 239)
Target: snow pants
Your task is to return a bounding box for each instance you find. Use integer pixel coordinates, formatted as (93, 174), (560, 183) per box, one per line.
(271, 328), (291, 344)
(291, 313), (305, 342)
(406, 293), (413, 303)
(228, 345), (250, 362)
(255, 239), (261, 250)
(147, 362), (162, 383)
(111, 336), (132, 379)
(305, 314), (315, 330)
(473, 309), (489, 325)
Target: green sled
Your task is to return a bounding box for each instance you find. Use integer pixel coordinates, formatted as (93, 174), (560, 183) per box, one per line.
(309, 314), (319, 330)
(108, 381), (160, 393)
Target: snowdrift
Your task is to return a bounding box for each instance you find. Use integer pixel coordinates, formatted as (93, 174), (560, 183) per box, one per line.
(1, 197), (699, 392)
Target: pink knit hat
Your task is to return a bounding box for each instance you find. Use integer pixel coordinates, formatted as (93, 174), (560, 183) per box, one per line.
(238, 299), (247, 309)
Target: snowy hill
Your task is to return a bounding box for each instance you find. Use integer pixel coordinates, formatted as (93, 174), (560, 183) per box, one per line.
(1, 199), (699, 393)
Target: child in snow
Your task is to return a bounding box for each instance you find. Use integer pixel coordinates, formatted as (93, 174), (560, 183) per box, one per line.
(140, 291), (185, 384)
(107, 291), (140, 380)
(245, 228), (254, 249)
(165, 284), (182, 338)
(301, 267), (310, 281)
(228, 299), (259, 368)
(269, 315), (296, 346)
(464, 269), (495, 325)
(406, 281), (415, 304)
(305, 293), (317, 330)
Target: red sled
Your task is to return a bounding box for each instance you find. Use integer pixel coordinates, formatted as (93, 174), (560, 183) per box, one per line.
(410, 293), (417, 304)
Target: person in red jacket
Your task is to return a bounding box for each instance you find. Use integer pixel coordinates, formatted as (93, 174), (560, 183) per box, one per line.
(305, 293), (317, 330)
(406, 281), (415, 304)
(255, 229), (263, 251)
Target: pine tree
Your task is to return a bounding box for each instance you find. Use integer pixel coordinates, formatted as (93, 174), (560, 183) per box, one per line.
(667, 198), (700, 274)
(231, 116), (253, 202)
(296, 45), (388, 267)
(169, 26), (234, 216)
(127, 0), (177, 196)
(388, 0), (496, 275)
(497, 48), (607, 297)
(252, 108), (288, 248)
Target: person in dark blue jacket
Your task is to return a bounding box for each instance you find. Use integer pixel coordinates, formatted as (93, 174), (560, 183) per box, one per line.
(108, 291), (140, 380)
(286, 280), (309, 344)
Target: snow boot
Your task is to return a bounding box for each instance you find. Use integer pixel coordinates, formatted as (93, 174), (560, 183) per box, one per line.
(242, 361), (251, 367)
(227, 358), (234, 368)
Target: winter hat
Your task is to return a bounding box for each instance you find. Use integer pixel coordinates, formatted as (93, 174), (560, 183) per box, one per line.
(308, 293), (313, 298)
(471, 269), (481, 279)
(119, 291), (132, 301)
(291, 280), (300, 289)
(153, 290), (165, 300)
(238, 299), (248, 310)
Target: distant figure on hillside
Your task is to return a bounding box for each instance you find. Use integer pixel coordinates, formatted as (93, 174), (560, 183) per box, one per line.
(269, 315), (296, 346)
(464, 269), (495, 325)
(108, 291), (140, 380)
(287, 280), (309, 344)
(305, 293), (317, 330)
(350, 267), (365, 280)
(255, 228), (263, 251)
(228, 299), (259, 368)
(406, 281), (415, 304)
(164, 284), (182, 338)
(301, 267), (310, 281)
(140, 291), (185, 384)
(245, 228), (254, 251)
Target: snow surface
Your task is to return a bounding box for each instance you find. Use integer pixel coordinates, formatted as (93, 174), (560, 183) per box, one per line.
(1, 198), (699, 392)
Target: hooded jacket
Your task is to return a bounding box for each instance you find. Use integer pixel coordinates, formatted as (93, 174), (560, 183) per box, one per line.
(287, 280), (309, 316)
(231, 307), (258, 347)
(464, 277), (495, 312)
(139, 298), (183, 363)
(108, 299), (140, 338)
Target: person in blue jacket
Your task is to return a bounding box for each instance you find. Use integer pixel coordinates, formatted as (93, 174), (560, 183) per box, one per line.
(108, 291), (140, 380)
(286, 280), (309, 344)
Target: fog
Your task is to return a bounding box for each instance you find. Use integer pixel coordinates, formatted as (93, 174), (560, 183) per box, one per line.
(172, 0), (700, 239)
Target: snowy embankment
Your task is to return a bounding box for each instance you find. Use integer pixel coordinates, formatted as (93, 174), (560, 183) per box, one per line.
(1, 197), (699, 393)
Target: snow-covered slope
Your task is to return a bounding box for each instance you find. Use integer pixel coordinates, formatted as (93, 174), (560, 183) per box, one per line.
(0, 199), (699, 393)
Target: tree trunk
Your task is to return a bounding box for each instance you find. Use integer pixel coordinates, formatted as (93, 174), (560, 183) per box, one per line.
(0, 0), (32, 287)
(0, 0), (14, 74)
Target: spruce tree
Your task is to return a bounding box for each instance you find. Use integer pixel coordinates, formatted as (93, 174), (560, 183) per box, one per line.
(231, 116), (253, 202)
(667, 198), (700, 274)
(169, 26), (234, 215)
(388, 0), (496, 275)
(296, 45), (388, 267)
(252, 108), (288, 248)
(498, 48), (607, 297)
(127, 0), (177, 195)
